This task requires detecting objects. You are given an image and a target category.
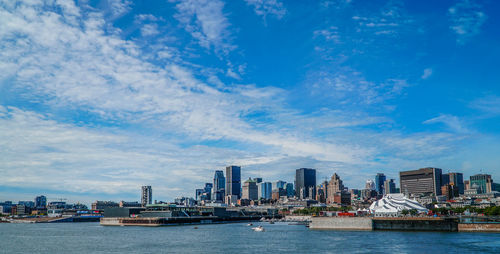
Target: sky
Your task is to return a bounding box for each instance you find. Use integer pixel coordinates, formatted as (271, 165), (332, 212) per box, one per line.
(1, 0), (499, 205)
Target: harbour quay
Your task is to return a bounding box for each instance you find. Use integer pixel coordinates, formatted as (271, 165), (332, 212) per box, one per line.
(310, 216), (500, 232)
(100, 204), (276, 226)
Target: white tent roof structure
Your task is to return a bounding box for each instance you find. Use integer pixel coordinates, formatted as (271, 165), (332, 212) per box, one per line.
(369, 194), (428, 214)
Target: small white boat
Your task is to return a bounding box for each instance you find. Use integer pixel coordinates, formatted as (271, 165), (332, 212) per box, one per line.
(247, 223), (253, 226)
(252, 226), (265, 232)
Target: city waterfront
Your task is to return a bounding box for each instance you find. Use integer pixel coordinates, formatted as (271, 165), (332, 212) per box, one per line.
(1, 222), (499, 253)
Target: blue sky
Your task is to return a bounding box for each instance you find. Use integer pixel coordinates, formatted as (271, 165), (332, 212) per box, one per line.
(1, 0), (499, 204)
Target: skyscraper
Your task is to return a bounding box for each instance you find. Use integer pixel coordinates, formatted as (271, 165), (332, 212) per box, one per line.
(327, 173), (344, 204)
(141, 186), (152, 207)
(375, 173), (386, 195)
(384, 179), (396, 194)
(213, 170), (225, 201)
(470, 174), (493, 194)
(448, 172), (464, 194)
(34, 195), (46, 209)
(225, 166), (241, 198)
(399, 168), (442, 196)
(295, 168), (316, 199)
(242, 178), (258, 200)
(258, 182), (272, 199)
(272, 180), (286, 191)
(285, 183), (294, 197)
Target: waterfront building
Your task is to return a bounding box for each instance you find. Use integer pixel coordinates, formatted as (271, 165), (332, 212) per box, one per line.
(272, 180), (286, 191)
(333, 192), (351, 205)
(258, 182), (272, 199)
(18, 201), (35, 208)
(326, 173), (343, 204)
(141, 186), (152, 207)
(441, 184), (459, 200)
(242, 178), (258, 200)
(119, 201), (141, 208)
(195, 189), (204, 201)
(470, 174), (493, 194)
(369, 193), (427, 216)
(213, 170), (226, 201)
(285, 183), (294, 197)
(383, 179), (396, 194)
(399, 167), (442, 196)
(225, 166), (241, 199)
(375, 173), (386, 195)
(91, 201), (119, 210)
(295, 168), (316, 200)
(35, 195), (47, 209)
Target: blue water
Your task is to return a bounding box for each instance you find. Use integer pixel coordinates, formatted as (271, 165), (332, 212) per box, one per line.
(0, 222), (499, 253)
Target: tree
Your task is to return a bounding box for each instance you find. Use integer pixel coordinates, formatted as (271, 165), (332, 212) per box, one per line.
(401, 209), (409, 216)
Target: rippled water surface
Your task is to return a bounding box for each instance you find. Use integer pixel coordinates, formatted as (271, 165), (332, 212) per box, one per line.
(1, 222), (499, 253)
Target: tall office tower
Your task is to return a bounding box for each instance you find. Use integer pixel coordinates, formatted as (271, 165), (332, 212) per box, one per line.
(399, 167), (442, 196)
(441, 174), (450, 186)
(464, 180), (470, 190)
(285, 183), (294, 197)
(225, 166), (241, 198)
(253, 177), (263, 183)
(295, 168), (316, 199)
(272, 180), (286, 191)
(470, 174), (493, 194)
(141, 186), (152, 207)
(365, 179), (376, 190)
(34, 195), (47, 209)
(448, 172), (464, 194)
(383, 179), (396, 194)
(327, 173), (344, 204)
(258, 182), (272, 199)
(242, 178), (258, 200)
(316, 181), (328, 203)
(375, 173), (386, 195)
(213, 170), (226, 201)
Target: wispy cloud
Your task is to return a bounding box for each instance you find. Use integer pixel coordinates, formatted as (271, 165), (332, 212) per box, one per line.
(107, 0), (132, 18)
(448, 0), (487, 44)
(469, 95), (500, 116)
(423, 114), (469, 133)
(244, 0), (287, 21)
(170, 0), (234, 53)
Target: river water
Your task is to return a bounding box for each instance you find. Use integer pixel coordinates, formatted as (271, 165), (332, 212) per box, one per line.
(1, 222), (499, 253)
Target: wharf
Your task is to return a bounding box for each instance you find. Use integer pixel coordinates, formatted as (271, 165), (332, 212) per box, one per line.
(100, 215), (262, 226)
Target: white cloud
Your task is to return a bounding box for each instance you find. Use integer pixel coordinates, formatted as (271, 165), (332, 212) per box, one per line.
(107, 0), (132, 18)
(170, 0), (234, 52)
(140, 23), (159, 36)
(421, 68), (433, 79)
(244, 0), (287, 21)
(448, 0), (487, 44)
(423, 114), (469, 133)
(469, 95), (500, 116)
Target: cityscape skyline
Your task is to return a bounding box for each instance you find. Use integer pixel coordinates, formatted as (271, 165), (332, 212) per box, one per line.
(1, 0), (500, 204)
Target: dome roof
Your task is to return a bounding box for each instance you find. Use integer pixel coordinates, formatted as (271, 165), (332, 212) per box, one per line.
(369, 194), (428, 214)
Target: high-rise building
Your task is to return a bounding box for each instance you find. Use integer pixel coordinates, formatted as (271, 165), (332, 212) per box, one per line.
(258, 182), (272, 199)
(225, 166), (241, 198)
(34, 195), (47, 209)
(399, 167), (442, 196)
(253, 177), (263, 183)
(470, 174), (493, 194)
(375, 173), (386, 195)
(285, 183), (294, 197)
(295, 168), (316, 199)
(327, 173), (344, 204)
(365, 180), (375, 190)
(213, 170), (225, 201)
(272, 180), (286, 191)
(242, 178), (258, 200)
(141, 186), (152, 207)
(383, 179), (396, 194)
(464, 180), (470, 190)
(447, 172), (464, 194)
(316, 181), (328, 203)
